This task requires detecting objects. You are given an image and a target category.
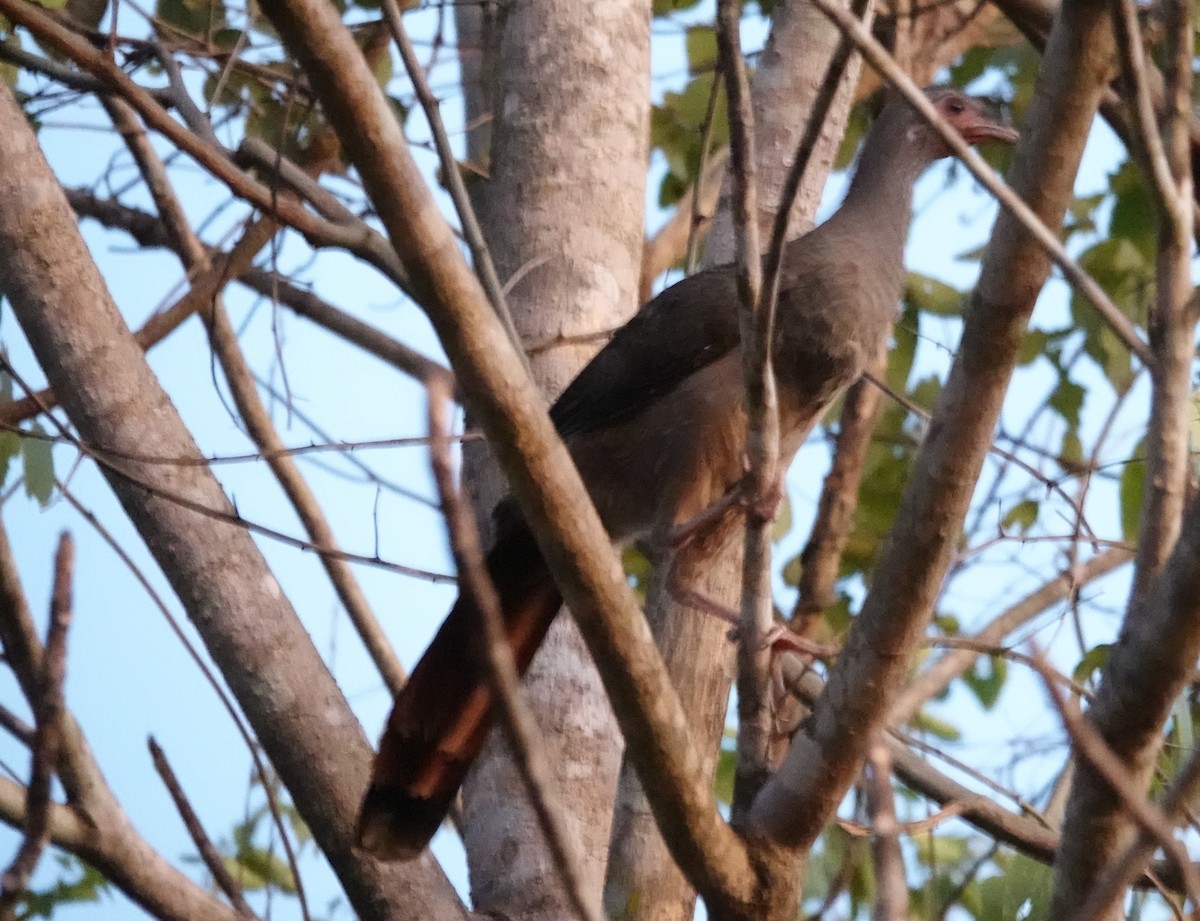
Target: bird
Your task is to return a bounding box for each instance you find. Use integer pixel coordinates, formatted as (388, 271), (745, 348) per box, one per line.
(356, 86), (1018, 859)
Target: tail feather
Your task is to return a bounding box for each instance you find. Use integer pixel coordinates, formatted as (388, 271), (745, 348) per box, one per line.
(357, 511), (562, 859)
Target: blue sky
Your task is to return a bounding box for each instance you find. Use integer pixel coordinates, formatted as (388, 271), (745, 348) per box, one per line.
(0, 5), (1151, 918)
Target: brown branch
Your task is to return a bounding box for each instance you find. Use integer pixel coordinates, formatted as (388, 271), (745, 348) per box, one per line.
(1073, 744), (1200, 919)
(382, 0), (524, 367)
(751, 0), (1118, 848)
(0, 77), (466, 920)
(791, 344), (887, 632)
(1, 358), (453, 585)
(425, 381), (601, 921)
(888, 547), (1131, 723)
(0, 535), (73, 915)
(61, 187), (452, 391)
(1119, 0), (1195, 604)
(782, 660), (1194, 892)
(1030, 655), (1200, 915)
(147, 738), (256, 918)
(0, 0), (419, 298)
(716, 0), (777, 826)
(864, 745), (907, 921)
(0, 213), (281, 427)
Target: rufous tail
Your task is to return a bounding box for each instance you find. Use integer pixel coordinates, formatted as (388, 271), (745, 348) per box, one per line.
(356, 509), (562, 859)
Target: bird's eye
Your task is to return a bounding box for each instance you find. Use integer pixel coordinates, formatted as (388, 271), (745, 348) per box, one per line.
(945, 98), (966, 115)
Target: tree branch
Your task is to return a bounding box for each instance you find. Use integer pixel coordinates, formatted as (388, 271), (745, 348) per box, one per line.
(249, 0), (759, 911)
(750, 0), (1117, 848)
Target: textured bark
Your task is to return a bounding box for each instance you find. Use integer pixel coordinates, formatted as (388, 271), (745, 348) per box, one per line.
(707, 0), (867, 254)
(0, 80), (467, 921)
(604, 538), (739, 920)
(456, 0), (651, 915)
(749, 0), (1115, 850)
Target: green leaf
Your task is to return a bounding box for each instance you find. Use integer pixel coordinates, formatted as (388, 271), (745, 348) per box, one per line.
(963, 654), (1007, 710)
(232, 846), (297, 893)
(684, 26), (716, 76)
(652, 0), (704, 14)
(1048, 378), (1085, 430)
(22, 424), (54, 505)
(886, 303), (919, 391)
(1073, 643), (1111, 683)
(975, 853), (1052, 921)
(1119, 441), (1145, 541)
(156, 0), (227, 34)
(712, 746), (734, 805)
(14, 856), (110, 919)
(1001, 499), (1039, 535)
(770, 495), (792, 542)
(908, 710), (962, 741)
(650, 73), (727, 207)
(0, 428), (18, 489)
(907, 273), (964, 316)
(913, 832), (970, 867)
(1108, 159), (1157, 262)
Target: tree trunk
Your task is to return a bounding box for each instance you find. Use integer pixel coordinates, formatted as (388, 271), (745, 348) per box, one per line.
(0, 79), (468, 921)
(458, 0), (651, 915)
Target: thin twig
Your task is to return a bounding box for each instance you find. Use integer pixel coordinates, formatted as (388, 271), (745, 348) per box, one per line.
(1073, 744), (1200, 919)
(383, 0), (526, 369)
(106, 94), (405, 702)
(425, 380), (603, 921)
(0, 535), (73, 914)
(1029, 652), (1200, 913)
(716, 0), (776, 821)
(0, 359), (453, 585)
(148, 738), (255, 918)
(864, 745), (907, 921)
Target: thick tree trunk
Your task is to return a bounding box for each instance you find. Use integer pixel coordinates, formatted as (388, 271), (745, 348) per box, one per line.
(0, 80), (467, 921)
(458, 0), (651, 915)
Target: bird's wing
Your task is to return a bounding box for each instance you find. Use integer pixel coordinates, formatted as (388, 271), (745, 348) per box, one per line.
(550, 267), (743, 438)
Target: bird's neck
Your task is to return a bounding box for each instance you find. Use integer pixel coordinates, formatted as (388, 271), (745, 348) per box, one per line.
(834, 125), (933, 252)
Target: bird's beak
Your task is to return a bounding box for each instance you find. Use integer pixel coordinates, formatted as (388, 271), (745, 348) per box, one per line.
(962, 117), (1019, 146)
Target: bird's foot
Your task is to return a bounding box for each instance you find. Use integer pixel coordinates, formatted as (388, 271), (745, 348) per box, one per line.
(668, 474), (786, 550)
(667, 488), (743, 550)
(666, 573), (835, 662)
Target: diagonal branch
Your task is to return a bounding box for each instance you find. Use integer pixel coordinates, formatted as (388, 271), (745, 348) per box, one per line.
(249, 0), (759, 911)
(809, 0), (1150, 368)
(750, 0), (1117, 849)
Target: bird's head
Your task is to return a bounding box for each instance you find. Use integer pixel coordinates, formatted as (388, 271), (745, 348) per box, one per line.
(904, 87), (1020, 161)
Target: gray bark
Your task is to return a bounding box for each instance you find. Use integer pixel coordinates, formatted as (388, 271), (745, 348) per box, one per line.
(0, 79), (467, 921)
(459, 0), (652, 915)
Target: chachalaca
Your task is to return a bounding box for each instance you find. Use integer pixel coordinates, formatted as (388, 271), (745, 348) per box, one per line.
(357, 86), (1018, 859)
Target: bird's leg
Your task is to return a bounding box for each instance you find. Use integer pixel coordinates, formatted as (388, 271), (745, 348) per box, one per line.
(668, 465), (786, 550)
(663, 556), (836, 661)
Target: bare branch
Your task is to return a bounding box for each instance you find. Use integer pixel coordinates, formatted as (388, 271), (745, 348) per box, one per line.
(864, 746), (907, 921)
(716, 0), (777, 823)
(0, 535), (73, 914)
(425, 381), (602, 921)
(751, 0), (1118, 848)
(382, 0), (524, 369)
(1029, 655), (1200, 915)
(889, 548), (1131, 724)
(148, 738), (256, 919)
(1120, 0), (1195, 603)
